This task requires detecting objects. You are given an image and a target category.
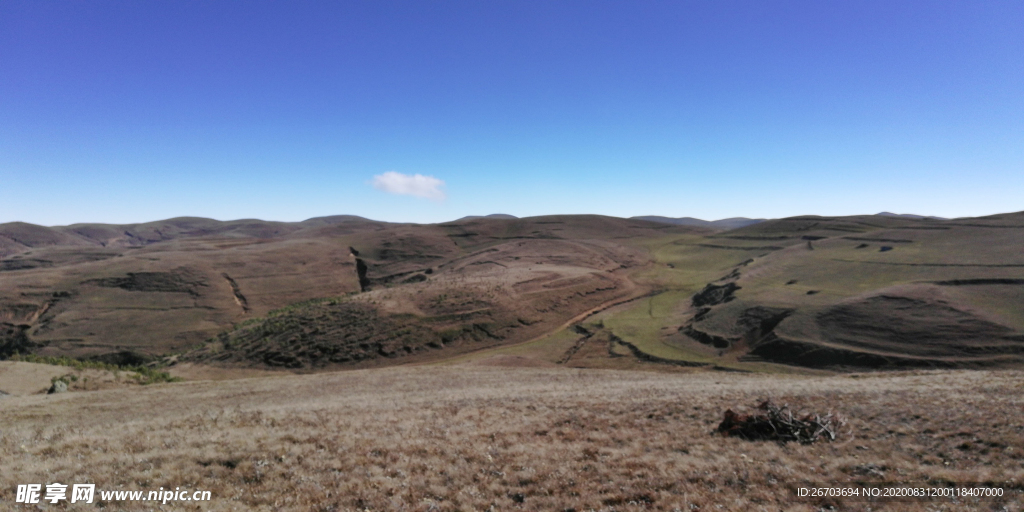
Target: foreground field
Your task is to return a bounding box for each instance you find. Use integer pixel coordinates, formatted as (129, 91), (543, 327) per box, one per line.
(1, 366), (1021, 511)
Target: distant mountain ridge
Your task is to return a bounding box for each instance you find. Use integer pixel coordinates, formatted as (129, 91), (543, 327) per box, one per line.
(0, 215), (388, 258)
(631, 216), (766, 230)
(876, 212), (947, 220)
(451, 214), (518, 222)
(636, 213), (952, 228)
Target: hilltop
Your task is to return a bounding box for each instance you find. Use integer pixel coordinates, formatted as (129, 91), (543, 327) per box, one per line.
(631, 215), (766, 230)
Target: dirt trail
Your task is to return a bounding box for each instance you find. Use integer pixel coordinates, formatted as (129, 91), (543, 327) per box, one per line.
(427, 277), (657, 366)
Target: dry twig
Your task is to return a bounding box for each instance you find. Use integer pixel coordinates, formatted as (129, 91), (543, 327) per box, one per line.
(716, 399), (844, 444)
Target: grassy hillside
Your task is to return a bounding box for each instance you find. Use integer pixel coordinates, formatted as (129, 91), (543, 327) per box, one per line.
(0, 215), (699, 367)
(2, 365), (1020, 510)
(586, 212), (1024, 371)
(2, 212), (1022, 372)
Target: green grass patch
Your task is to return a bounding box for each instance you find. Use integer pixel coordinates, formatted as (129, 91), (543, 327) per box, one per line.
(9, 353), (182, 385)
(602, 291), (716, 364)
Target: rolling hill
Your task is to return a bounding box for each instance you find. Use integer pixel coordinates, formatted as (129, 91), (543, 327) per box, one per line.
(631, 215), (767, 230)
(2, 211), (1022, 372)
(587, 211), (1024, 370)
(0, 215), (700, 367)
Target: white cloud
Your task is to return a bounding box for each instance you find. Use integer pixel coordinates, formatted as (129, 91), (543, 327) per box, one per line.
(371, 171), (446, 201)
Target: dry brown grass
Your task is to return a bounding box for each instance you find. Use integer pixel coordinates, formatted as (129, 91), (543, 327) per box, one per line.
(1, 366), (1022, 511)
(0, 361), (140, 396)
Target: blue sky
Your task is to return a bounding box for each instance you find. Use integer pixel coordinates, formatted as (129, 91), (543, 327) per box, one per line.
(1, 1), (1021, 225)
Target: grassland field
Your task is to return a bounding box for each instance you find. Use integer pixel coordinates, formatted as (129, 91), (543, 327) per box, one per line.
(2, 212), (1023, 510)
(2, 365), (1022, 511)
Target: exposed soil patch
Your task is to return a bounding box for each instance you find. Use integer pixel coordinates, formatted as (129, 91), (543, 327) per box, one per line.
(221, 273), (250, 313)
(0, 303), (49, 323)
